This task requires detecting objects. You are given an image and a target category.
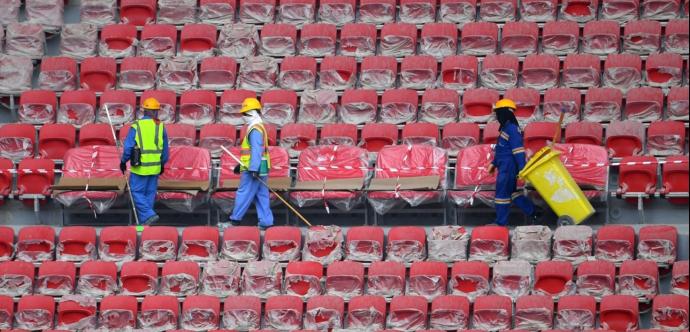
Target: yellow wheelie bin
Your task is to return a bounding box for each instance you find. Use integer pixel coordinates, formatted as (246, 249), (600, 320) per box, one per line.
(518, 146), (595, 225)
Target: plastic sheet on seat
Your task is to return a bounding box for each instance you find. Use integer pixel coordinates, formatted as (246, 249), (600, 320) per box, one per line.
(240, 1), (275, 23)
(140, 37), (176, 59)
(430, 306), (468, 330)
(401, 69), (437, 90)
(182, 307), (218, 331)
(284, 273), (323, 298)
(553, 225), (593, 265)
(223, 304), (260, 330)
(319, 2), (355, 25)
(279, 2), (315, 25)
(624, 32), (661, 54)
(37, 274), (73, 296)
(440, 1), (475, 22)
(421, 101), (458, 125)
(99, 102), (134, 127)
(200, 1), (235, 24)
(221, 235), (259, 261)
(341, 100), (377, 125)
(515, 307), (553, 331)
(305, 307), (342, 330)
(298, 89), (338, 124)
(401, 1), (435, 23)
(264, 101), (296, 127)
(0, 0), (20, 24)
(381, 34), (416, 57)
(604, 67), (642, 92)
(388, 238), (427, 263)
(601, 0), (638, 21)
(100, 308), (136, 330)
(57, 102), (95, 128)
(585, 100), (620, 123)
(0, 137), (33, 162)
(279, 68), (316, 91)
(238, 56), (278, 91)
(76, 273), (117, 296)
(367, 273), (404, 297)
(648, 134), (684, 156)
(638, 239), (676, 264)
(0, 55), (33, 94)
(511, 226), (552, 263)
(179, 240), (217, 262)
(56, 295), (97, 330)
(0, 274), (32, 296)
(39, 69), (77, 92)
(408, 274), (445, 301)
(563, 68), (600, 88)
(57, 242), (96, 262)
(60, 24), (98, 59)
(492, 260), (532, 300)
(428, 226), (469, 262)
(380, 101), (417, 125)
(481, 69), (518, 90)
(199, 260), (241, 297)
(469, 238), (509, 263)
(665, 33), (689, 55)
(473, 308), (511, 331)
(652, 305), (689, 330)
(321, 69), (357, 91)
(347, 306), (385, 330)
(595, 239), (633, 262)
(241, 261), (283, 298)
(218, 24), (259, 59)
(120, 69), (156, 91)
(158, 0), (197, 24)
(303, 226), (344, 264)
(265, 307), (303, 330)
(160, 273), (198, 296)
(15, 308), (53, 330)
(138, 309), (177, 332)
(25, 0), (64, 32)
(543, 34), (579, 55)
(347, 239), (383, 262)
(521, 0), (556, 20)
(80, 0), (116, 26)
(360, 68), (396, 90)
(557, 308), (595, 330)
(388, 308), (426, 331)
(157, 57), (198, 91)
(577, 273), (615, 298)
(99, 37), (136, 59)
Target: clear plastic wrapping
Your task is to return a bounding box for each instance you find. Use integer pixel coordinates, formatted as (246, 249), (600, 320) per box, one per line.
(584, 100), (620, 122)
(522, 67), (558, 90)
(481, 68), (518, 90)
(138, 309), (177, 332)
(319, 2), (355, 25)
(449, 274), (489, 300)
(381, 34), (416, 57)
(223, 305), (260, 330)
(265, 307), (303, 330)
(346, 240), (383, 262)
(199, 260), (241, 297)
(638, 239), (676, 264)
(430, 306), (468, 330)
(491, 260), (532, 300)
(563, 67), (600, 88)
(321, 68), (357, 90)
(577, 273), (615, 297)
(218, 24), (259, 58)
(303, 225), (344, 264)
(341, 100), (377, 124)
(278, 68), (316, 91)
(421, 101), (459, 125)
(0, 274), (33, 296)
(511, 226), (552, 263)
(221, 236), (259, 261)
(624, 33), (661, 53)
(387, 239), (427, 263)
(379, 101), (417, 125)
(25, 0), (64, 32)
(159, 273), (198, 296)
(521, 0), (556, 21)
(298, 90), (338, 124)
(400, 1), (435, 23)
(604, 67), (642, 92)
(515, 307), (553, 331)
(0, 55), (33, 93)
(263, 101), (297, 126)
(583, 34), (619, 55)
(595, 239), (633, 262)
(99, 102), (135, 126)
(239, 1), (275, 23)
(120, 68), (156, 91)
(652, 306), (689, 331)
(100, 240), (135, 262)
(139, 36), (176, 59)
(60, 24), (99, 59)
(39, 69), (77, 92)
(301, 36), (336, 57)
(401, 68), (437, 89)
(178, 103), (215, 127)
(469, 238), (509, 263)
(200, 1), (235, 24)
(158, 0), (197, 24)
(387, 307), (426, 331)
(360, 68), (396, 90)
(241, 261), (283, 298)
(279, 2), (315, 25)
(99, 37), (137, 59)
(542, 34), (578, 55)
(157, 57), (199, 91)
(238, 56), (278, 91)
(80, 0), (116, 26)
(367, 273), (404, 297)
(76, 273), (118, 296)
(119, 274), (157, 296)
(665, 34), (689, 54)
(0, 137), (34, 162)
(601, 0), (638, 21)
(671, 274), (689, 296)
(261, 34), (296, 57)
(305, 307), (342, 330)
(15, 308), (53, 330)
(56, 295), (97, 330)
(407, 274), (445, 300)
(182, 307), (218, 331)
(428, 226), (469, 262)
(557, 309), (595, 330)
(359, 2), (395, 23)
(553, 144), (608, 190)
(553, 225), (593, 265)
(284, 272), (323, 297)
(179, 240), (218, 262)
(440, 2), (476, 23)
(648, 134), (684, 156)
(15, 239), (54, 262)
(57, 242), (96, 262)
(0, 0), (20, 24)
(347, 306), (385, 330)
(57, 102), (95, 128)
(479, 1), (516, 21)
(648, 66), (682, 88)
(473, 308), (511, 331)
(618, 273), (658, 298)
(340, 34), (375, 57)
(326, 273), (363, 299)
(37, 274), (74, 295)
(100, 308), (136, 330)
(421, 36), (457, 59)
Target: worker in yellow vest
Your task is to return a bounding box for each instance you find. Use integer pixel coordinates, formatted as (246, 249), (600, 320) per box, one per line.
(120, 98), (169, 225)
(221, 97), (273, 230)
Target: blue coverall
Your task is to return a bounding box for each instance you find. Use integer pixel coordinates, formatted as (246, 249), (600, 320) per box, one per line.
(493, 122), (536, 226)
(121, 116), (169, 223)
(230, 129), (274, 227)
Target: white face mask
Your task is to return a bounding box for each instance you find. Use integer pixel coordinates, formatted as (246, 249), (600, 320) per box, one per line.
(243, 110), (263, 127)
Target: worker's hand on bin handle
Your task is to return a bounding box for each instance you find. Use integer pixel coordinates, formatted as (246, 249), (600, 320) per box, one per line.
(120, 162), (127, 174)
(487, 164), (496, 175)
(233, 164), (241, 175)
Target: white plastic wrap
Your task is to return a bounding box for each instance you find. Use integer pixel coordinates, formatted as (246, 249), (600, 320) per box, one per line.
(601, 0), (638, 21)
(648, 66), (682, 88)
(200, 260), (241, 297)
(181, 307), (219, 331)
(401, 69), (437, 89)
(139, 37), (176, 59)
(300, 36), (336, 57)
(37, 274), (74, 295)
(624, 33), (661, 53)
(421, 101), (458, 125)
(285, 273), (323, 297)
(305, 308), (342, 330)
(179, 240), (218, 262)
(515, 307), (553, 331)
(0, 0), (20, 24)
(430, 307), (468, 330)
(480, 69), (518, 90)
(473, 308), (511, 331)
(367, 273), (404, 297)
(99, 38), (137, 59)
(648, 134), (684, 156)
(303, 225), (343, 264)
(563, 67), (600, 88)
(596, 240), (633, 262)
(76, 273), (118, 296)
(585, 100), (620, 122)
(381, 34), (416, 57)
(604, 67), (642, 92)
(387, 308), (426, 331)
(223, 305), (260, 330)
(469, 238), (509, 263)
(583, 35), (619, 55)
(0, 274), (33, 296)
(261, 34), (296, 57)
(543, 100), (579, 124)
(158, 57), (198, 91)
(0, 137), (34, 162)
(577, 273), (615, 297)
(239, 1), (275, 23)
(511, 226), (552, 263)
(346, 240), (383, 262)
(326, 273), (363, 299)
(480, 1), (516, 21)
(553, 225), (592, 265)
(387, 240), (426, 263)
(279, 2), (315, 25)
(543, 34), (578, 55)
(15, 240), (54, 262)
(341, 101), (377, 124)
(159, 273), (198, 296)
(218, 24), (259, 58)
(15, 308), (52, 330)
(179, 103), (215, 126)
(340, 34), (375, 57)
(221, 237), (259, 261)
(522, 68), (558, 90)
(56, 295), (97, 330)
(120, 69), (156, 91)
(100, 308), (136, 330)
(265, 307), (303, 330)
(618, 274), (658, 298)
(25, 0), (64, 32)
(99, 240), (135, 262)
(491, 260), (532, 300)
(264, 102), (296, 126)
(138, 309), (177, 332)
(200, 1), (235, 24)
(440, 2), (475, 23)
(638, 239), (676, 264)
(279, 68), (315, 91)
(556, 308), (595, 330)
(400, 1), (435, 23)
(238, 56), (278, 91)
(320, 68), (356, 90)
(158, 0), (197, 24)
(669, 98), (688, 121)
(0, 309), (9, 329)
(80, 0), (116, 26)
(672, 275), (689, 296)
(57, 242), (96, 262)
(380, 101), (417, 124)
(241, 261), (283, 298)
(57, 102), (95, 127)
(359, 2), (395, 23)
(39, 69), (77, 91)
(428, 226), (469, 262)
(652, 306), (689, 331)
(665, 34), (689, 54)
(360, 69), (396, 90)
(319, 2), (355, 25)
(99, 103), (135, 126)
(60, 24), (99, 59)
(408, 274), (446, 300)
(521, 0), (556, 20)
(347, 306), (385, 330)
(0, 55), (33, 94)
(299, 89), (338, 124)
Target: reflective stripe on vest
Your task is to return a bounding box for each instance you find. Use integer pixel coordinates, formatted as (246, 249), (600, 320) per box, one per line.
(240, 124), (271, 175)
(131, 119), (164, 176)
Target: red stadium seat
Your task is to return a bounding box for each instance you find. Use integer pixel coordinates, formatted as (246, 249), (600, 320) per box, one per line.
(140, 24), (178, 58)
(359, 56), (398, 90)
(367, 261), (406, 297)
(320, 56), (357, 90)
(284, 261), (323, 297)
(473, 295), (512, 331)
(420, 89), (459, 125)
(16, 225), (55, 262)
(341, 89), (379, 125)
(299, 23), (337, 57)
(380, 23), (418, 57)
(119, 56), (157, 91)
(492, 260), (533, 300)
(583, 87), (623, 123)
(600, 295), (640, 331)
(647, 121), (686, 156)
(160, 261), (200, 296)
(36, 261), (76, 295)
(241, 261), (283, 297)
(408, 261), (448, 300)
(523, 122), (560, 154)
(439, 0), (476, 22)
(280, 123), (317, 156)
(156, 146), (210, 213)
(505, 88), (540, 124)
(260, 24), (297, 57)
(440, 55), (478, 90)
(667, 87), (689, 121)
(345, 226), (384, 261)
(553, 225), (593, 264)
(99, 226), (136, 262)
(501, 22), (539, 55)
(239, 0), (276, 23)
(449, 144), (497, 206)
(664, 19), (689, 54)
(325, 261), (364, 299)
(0, 295), (13, 329)
(515, 295), (554, 331)
(179, 226), (219, 261)
(220, 226), (260, 261)
(460, 22), (499, 55)
(38, 57), (77, 91)
(167, 124), (197, 146)
(542, 21), (580, 55)
(120, 262), (159, 295)
(56, 294), (97, 330)
(576, 260), (617, 297)
(19, 90), (57, 125)
(469, 225), (509, 262)
(318, 0), (356, 24)
(479, 54), (519, 90)
(521, 54), (560, 90)
(78, 123), (115, 147)
(380, 89), (419, 124)
(139, 296), (180, 331)
(277, 0), (316, 25)
(646, 53), (683, 88)
(99, 296), (138, 330)
(556, 295), (597, 330)
(0, 124), (35, 161)
(199, 56), (237, 90)
(462, 88), (500, 122)
(428, 295), (470, 330)
(223, 296), (261, 330)
(624, 87), (663, 122)
(583, 20), (620, 55)
(521, 0), (557, 20)
(402, 122), (439, 146)
(347, 295), (387, 329)
(99, 24), (137, 58)
(0, 261), (35, 296)
(76, 261), (118, 296)
(278, 56), (317, 91)
(671, 260), (689, 295)
(606, 120), (645, 157)
(199, 123), (236, 158)
(15, 295), (55, 330)
(623, 20), (662, 54)
(340, 23), (377, 57)
(565, 122), (603, 145)
(601, 0), (639, 21)
(179, 90), (217, 126)
(80, 57), (117, 92)
(120, 0), (155, 26)
(265, 295), (303, 330)
(56, 226), (96, 262)
(319, 123), (358, 146)
(141, 90), (177, 123)
(180, 24), (218, 59)
(543, 88), (581, 124)
(400, 0), (436, 23)
(652, 294), (689, 330)
(219, 89), (256, 125)
(263, 226), (302, 261)
(359, 0), (396, 23)
(420, 23), (458, 58)
(388, 296), (428, 330)
(304, 296), (344, 330)
(638, 225), (678, 265)
(617, 156), (658, 201)
(0, 226), (13, 260)
(661, 155), (689, 205)
(400, 55), (438, 90)
(158, 57), (199, 92)
(563, 54), (601, 88)
(603, 54), (643, 92)
(299, 89), (339, 124)
(534, 261), (575, 297)
(98, 90), (137, 125)
(619, 260), (659, 298)
(479, 0), (517, 21)
(442, 122), (480, 155)
(261, 89), (298, 126)
(595, 225), (635, 262)
(156, 0), (197, 24)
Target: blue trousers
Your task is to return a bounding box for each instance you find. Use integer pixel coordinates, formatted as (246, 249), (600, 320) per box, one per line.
(494, 158), (535, 226)
(230, 172), (274, 227)
(130, 173), (158, 223)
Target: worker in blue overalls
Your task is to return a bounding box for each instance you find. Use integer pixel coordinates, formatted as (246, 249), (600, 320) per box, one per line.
(120, 98), (169, 226)
(488, 99), (541, 226)
(220, 97), (273, 230)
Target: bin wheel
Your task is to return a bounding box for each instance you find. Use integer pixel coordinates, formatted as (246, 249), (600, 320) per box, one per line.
(558, 216), (574, 226)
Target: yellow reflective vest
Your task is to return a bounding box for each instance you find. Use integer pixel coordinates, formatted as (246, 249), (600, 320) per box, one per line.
(240, 124), (271, 176)
(131, 119), (164, 176)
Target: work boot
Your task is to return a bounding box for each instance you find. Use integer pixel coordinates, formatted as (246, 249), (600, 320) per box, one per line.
(258, 224), (273, 231)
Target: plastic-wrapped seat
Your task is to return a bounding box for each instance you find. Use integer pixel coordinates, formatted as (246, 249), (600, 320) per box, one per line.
(438, 0), (476, 22)
(157, 57), (198, 92)
(15, 225), (54, 262)
(180, 295), (221, 331)
(511, 226), (552, 263)
(602, 0), (639, 21)
(222, 296), (261, 330)
(319, 56), (357, 90)
(576, 260), (616, 298)
(139, 295), (179, 331)
(542, 21), (580, 55)
(178, 226), (218, 262)
(641, 0), (682, 18)
(178, 90), (217, 126)
(448, 144), (497, 207)
(80, 57), (117, 92)
(299, 23), (336, 57)
(199, 123), (236, 158)
(19, 90), (57, 125)
(661, 156), (689, 205)
(523, 122), (561, 154)
(442, 123), (480, 155)
(387, 296), (428, 331)
(24, 0), (65, 30)
(218, 25), (259, 60)
(99, 24), (137, 58)
(239, 0), (276, 23)
(367, 261), (406, 297)
(55, 295), (98, 330)
(521, 54), (559, 90)
(472, 295), (513, 331)
(0, 227), (13, 261)
(647, 121), (686, 156)
(605, 120), (645, 157)
(562, 54), (601, 88)
(501, 22), (539, 55)
(618, 259), (659, 299)
(284, 261), (323, 298)
(238, 56), (278, 92)
(505, 88), (541, 125)
(604, 54), (643, 92)
(553, 225), (593, 265)
(36, 261), (75, 295)
(99, 226), (136, 262)
(542, 88), (581, 124)
(78, 124), (115, 147)
(0, 0), (20, 24)
(380, 23), (417, 57)
(492, 260), (532, 300)
(278, 56), (316, 91)
(219, 226), (259, 261)
(0, 54), (33, 94)
(241, 261), (283, 297)
(299, 89), (339, 124)
(304, 296), (344, 330)
(469, 225), (509, 262)
(15, 295), (55, 330)
(199, 0), (235, 24)
(98, 90), (137, 126)
(515, 295), (554, 331)
(347, 295), (386, 329)
(56, 226), (96, 262)
(521, 0), (557, 20)
(0, 295), (13, 329)
(263, 226), (302, 261)
(140, 24), (178, 58)
(582, 88), (622, 123)
(76, 261), (118, 296)
(119, 261), (159, 295)
(440, 55), (478, 90)
(341, 89), (379, 125)
(325, 261), (364, 298)
(407, 261), (447, 300)
(260, 24), (297, 57)
(664, 20), (689, 54)
(5, 23), (45, 58)
(460, 22), (499, 55)
(99, 296), (138, 330)
(260, 89), (297, 126)
(427, 295), (470, 330)
(556, 295), (597, 330)
(420, 23), (458, 58)
(379, 89), (419, 124)
(667, 87), (688, 121)
(119, 0), (155, 26)
(119, 57), (157, 91)
(582, 20), (620, 55)
(345, 226), (384, 261)
(402, 122), (439, 146)
(280, 123), (317, 156)
(600, 295), (640, 331)
(594, 225), (635, 262)
(533, 260), (575, 297)
(60, 23), (98, 59)
(400, 56), (438, 90)
(159, 261), (200, 296)
(638, 225), (678, 265)
(319, 0), (356, 24)
(276, 0), (315, 25)
(180, 24), (217, 60)
(672, 261), (689, 295)
(651, 294), (689, 330)
(479, 0), (517, 21)
(359, 0), (397, 23)
(265, 295), (303, 330)
(339, 23), (377, 57)
(623, 20), (662, 54)
(38, 57), (77, 92)
(0, 124), (35, 162)
(461, 88), (500, 123)
(0, 261), (35, 296)
(400, 0), (436, 23)
(646, 53), (683, 88)
(319, 124), (357, 146)
(164, 124), (196, 147)
(360, 56), (398, 90)
(218, 90), (255, 125)
(158, 0), (196, 24)
(624, 87), (663, 122)
(199, 57), (237, 91)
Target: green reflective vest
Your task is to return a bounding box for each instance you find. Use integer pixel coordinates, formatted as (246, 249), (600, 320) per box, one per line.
(131, 119), (164, 176)
(240, 124), (271, 176)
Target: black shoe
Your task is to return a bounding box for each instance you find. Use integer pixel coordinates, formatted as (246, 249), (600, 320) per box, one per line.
(258, 224), (273, 231)
(229, 219), (241, 226)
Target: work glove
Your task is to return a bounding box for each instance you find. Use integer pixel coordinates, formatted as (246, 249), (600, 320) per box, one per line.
(249, 171), (260, 178)
(233, 164), (241, 175)
(120, 162), (127, 174)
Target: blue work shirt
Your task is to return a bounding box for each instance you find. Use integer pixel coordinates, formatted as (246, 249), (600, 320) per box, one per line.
(247, 129), (265, 173)
(121, 116), (169, 167)
(493, 122), (527, 170)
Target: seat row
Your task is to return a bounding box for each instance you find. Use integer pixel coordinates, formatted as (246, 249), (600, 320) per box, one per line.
(0, 293), (686, 331)
(0, 224), (681, 265)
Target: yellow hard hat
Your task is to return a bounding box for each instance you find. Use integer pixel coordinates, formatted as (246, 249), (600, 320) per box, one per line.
(494, 99), (517, 111)
(240, 97), (262, 114)
(142, 97), (160, 110)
